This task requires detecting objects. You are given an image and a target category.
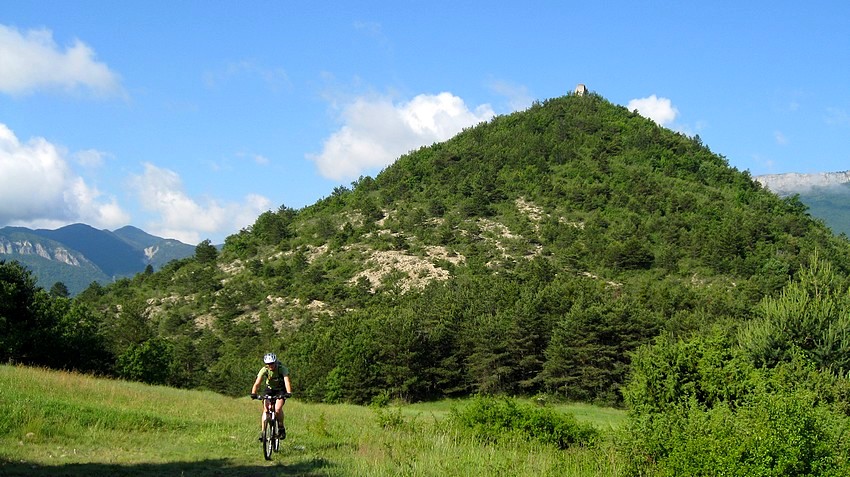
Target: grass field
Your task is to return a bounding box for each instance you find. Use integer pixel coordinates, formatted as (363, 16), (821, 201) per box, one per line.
(0, 365), (627, 476)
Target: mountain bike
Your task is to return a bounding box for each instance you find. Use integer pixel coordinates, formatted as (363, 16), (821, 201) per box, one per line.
(252, 393), (289, 460)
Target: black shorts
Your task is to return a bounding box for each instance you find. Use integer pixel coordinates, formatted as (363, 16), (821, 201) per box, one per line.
(265, 388), (286, 399)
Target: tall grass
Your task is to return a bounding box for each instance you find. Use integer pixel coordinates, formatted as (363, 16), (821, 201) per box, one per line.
(0, 365), (626, 476)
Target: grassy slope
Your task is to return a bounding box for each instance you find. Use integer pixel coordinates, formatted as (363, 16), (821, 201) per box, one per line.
(0, 365), (625, 476)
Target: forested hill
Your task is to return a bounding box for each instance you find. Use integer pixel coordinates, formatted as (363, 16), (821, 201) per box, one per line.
(30, 92), (850, 405)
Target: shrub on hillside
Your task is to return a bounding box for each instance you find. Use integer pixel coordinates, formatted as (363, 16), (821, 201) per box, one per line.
(623, 317), (850, 476)
(623, 325), (756, 415)
(449, 396), (598, 449)
(739, 256), (850, 377)
(623, 389), (850, 476)
(115, 338), (172, 385)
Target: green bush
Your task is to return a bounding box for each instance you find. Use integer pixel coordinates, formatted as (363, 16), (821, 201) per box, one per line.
(623, 309), (850, 476)
(739, 256), (850, 377)
(625, 389), (850, 476)
(449, 396), (598, 449)
(623, 325), (756, 416)
(115, 338), (173, 385)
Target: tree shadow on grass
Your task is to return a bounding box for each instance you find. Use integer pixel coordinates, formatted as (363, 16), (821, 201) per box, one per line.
(0, 457), (333, 477)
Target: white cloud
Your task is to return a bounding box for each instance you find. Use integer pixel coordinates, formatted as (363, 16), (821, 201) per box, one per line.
(0, 24), (123, 97)
(75, 148), (112, 167)
(0, 123), (129, 229)
(309, 92), (495, 181)
(129, 163), (271, 244)
(627, 95), (679, 126)
(774, 131), (789, 145)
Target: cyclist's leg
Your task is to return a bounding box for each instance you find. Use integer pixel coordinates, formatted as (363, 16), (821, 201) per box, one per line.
(258, 397), (269, 439)
(259, 399), (266, 440)
(274, 393), (285, 436)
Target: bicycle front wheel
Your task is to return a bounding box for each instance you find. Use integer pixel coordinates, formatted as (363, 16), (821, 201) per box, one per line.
(262, 418), (273, 460)
(273, 421), (280, 452)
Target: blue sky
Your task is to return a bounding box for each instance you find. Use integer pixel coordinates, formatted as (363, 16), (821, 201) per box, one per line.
(1, 1), (848, 244)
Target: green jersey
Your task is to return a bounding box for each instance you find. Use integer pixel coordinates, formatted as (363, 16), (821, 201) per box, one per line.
(257, 362), (289, 391)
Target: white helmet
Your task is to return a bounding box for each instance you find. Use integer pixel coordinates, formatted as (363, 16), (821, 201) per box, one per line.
(263, 353), (277, 364)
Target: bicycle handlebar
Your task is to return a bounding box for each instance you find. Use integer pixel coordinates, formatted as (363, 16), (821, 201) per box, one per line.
(251, 393), (291, 400)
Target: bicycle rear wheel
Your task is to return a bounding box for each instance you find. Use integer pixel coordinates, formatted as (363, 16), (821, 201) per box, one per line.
(262, 417), (273, 460)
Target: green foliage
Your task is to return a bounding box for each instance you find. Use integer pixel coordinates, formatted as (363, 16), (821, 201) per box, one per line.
(0, 260), (113, 372)
(740, 255), (850, 376)
(202, 347), (256, 396)
(52, 301), (112, 373)
(543, 297), (661, 405)
(623, 259), (850, 476)
(624, 348), (850, 475)
(221, 228), (257, 259)
(194, 239), (218, 264)
(107, 297), (153, 353)
(49, 281), (70, 298)
(373, 405), (406, 429)
(251, 206), (296, 246)
(623, 388), (850, 477)
(115, 338), (172, 385)
(75, 280), (106, 302)
(0, 260), (50, 363)
(623, 325), (756, 416)
(449, 396), (599, 449)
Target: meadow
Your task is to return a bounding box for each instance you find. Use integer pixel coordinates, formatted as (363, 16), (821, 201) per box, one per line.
(0, 365), (626, 476)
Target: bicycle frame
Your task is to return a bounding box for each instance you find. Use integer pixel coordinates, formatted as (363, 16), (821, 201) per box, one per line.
(256, 393), (284, 460)
(263, 395), (279, 427)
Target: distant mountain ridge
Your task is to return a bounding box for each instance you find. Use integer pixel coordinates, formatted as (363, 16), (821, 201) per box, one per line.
(756, 170), (850, 236)
(755, 170), (850, 195)
(0, 224), (196, 295)
(29, 224), (148, 277)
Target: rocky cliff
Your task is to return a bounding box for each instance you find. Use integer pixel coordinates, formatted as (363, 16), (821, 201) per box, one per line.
(0, 237), (84, 266)
(755, 171), (850, 195)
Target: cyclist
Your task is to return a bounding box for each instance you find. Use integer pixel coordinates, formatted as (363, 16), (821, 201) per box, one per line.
(250, 352), (292, 440)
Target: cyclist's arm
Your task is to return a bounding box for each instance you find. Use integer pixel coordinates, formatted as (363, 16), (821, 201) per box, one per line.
(284, 375), (292, 394)
(251, 373), (264, 395)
